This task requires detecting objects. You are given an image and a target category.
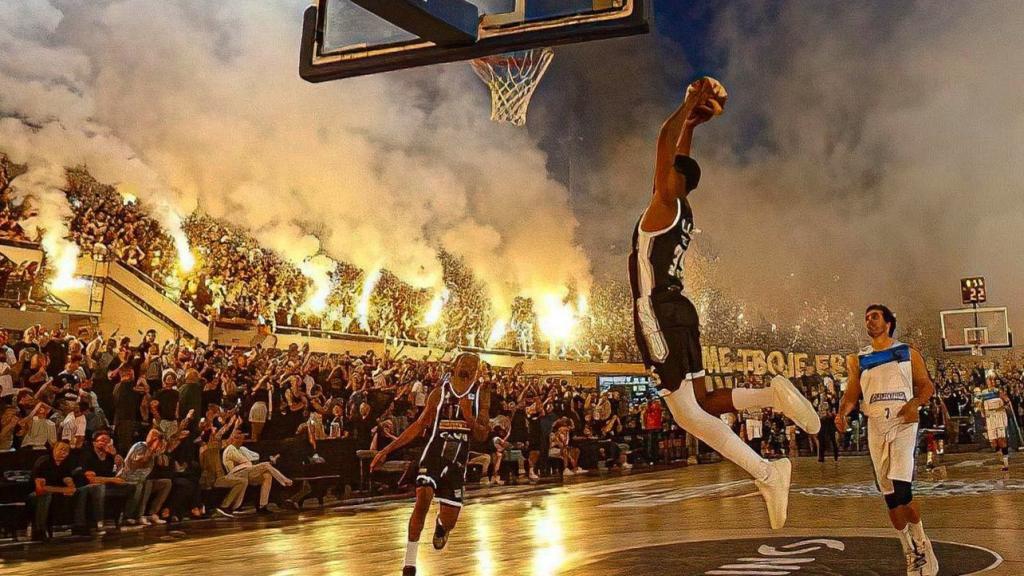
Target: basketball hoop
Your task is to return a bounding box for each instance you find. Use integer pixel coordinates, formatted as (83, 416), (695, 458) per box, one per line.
(966, 327), (988, 357)
(471, 48), (554, 127)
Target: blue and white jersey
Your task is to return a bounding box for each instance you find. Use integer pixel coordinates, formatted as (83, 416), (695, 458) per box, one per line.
(858, 341), (914, 421)
(977, 388), (1006, 417)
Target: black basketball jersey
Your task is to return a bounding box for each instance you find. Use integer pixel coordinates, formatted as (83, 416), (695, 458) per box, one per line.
(420, 375), (480, 467)
(628, 198), (695, 301)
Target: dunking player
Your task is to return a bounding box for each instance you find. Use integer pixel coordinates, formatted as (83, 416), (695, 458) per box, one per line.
(370, 353), (490, 576)
(978, 371), (1012, 471)
(836, 305), (938, 576)
(629, 76), (821, 529)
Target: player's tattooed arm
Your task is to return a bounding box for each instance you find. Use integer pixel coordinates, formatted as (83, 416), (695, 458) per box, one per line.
(835, 354), (863, 431)
(898, 348), (935, 424)
(370, 387), (441, 472)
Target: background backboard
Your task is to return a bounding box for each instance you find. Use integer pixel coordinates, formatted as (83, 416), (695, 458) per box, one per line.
(940, 306), (1013, 353)
(299, 0), (650, 82)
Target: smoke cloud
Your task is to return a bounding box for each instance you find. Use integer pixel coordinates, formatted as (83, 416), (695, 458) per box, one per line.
(4, 0), (1020, 345)
(540, 0), (1024, 340)
(0, 0), (592, 315)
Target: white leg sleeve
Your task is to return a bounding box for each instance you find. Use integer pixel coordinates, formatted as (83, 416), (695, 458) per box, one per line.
(663, 381), (770, 481)
(732, 387), (774, 411)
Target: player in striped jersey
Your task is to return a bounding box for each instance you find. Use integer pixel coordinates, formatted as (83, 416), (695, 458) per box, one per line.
(628, 77), (820, 530)
(371, 353), (490, 576)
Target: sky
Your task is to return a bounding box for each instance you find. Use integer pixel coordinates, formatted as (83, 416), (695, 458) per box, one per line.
(0, 0), (1021, 344)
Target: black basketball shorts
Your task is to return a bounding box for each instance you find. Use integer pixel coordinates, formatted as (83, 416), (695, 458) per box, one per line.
(633, 295), (704, 393)
(416, 454), (466, 508)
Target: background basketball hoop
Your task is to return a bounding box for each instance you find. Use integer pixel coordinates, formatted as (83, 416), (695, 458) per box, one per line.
(471, 48), (554, 127)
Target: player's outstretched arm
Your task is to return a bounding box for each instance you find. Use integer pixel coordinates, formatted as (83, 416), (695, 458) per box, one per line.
(835, 354), (863, 431)
(370, 387), (440, 472)
(646, 79), (723, 232)
(899, 348), (935, 424)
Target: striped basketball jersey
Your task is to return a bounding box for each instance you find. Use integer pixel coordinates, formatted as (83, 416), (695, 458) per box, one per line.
(419, 375), (480, 467)
(857, 341), (913, 421)
(629, 198), (695, 302)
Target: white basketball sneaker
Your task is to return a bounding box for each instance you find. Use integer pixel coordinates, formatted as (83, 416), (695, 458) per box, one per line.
(918, 538), (939, 576)
(770, 375), (821, 434)
(905, 550), (927, 576)
(754, 458), (792, 529)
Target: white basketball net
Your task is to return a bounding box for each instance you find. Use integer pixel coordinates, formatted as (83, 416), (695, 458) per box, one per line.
(471, 48), (554, 127)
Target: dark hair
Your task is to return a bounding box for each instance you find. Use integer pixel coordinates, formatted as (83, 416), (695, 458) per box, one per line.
(865, 304), (897, 337)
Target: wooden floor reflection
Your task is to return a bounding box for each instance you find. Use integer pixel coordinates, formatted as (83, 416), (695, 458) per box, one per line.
(1, 453), (1020, 575)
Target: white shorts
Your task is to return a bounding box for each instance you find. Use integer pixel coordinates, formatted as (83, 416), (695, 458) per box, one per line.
(868, 419), (918, 495)
(746, 420), (763, 440)
(986, 411), (1008, 441)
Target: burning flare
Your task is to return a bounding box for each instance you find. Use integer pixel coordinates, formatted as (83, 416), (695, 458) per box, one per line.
(537, 293), (582, 344)
(298, 256), (334, 315)
(44, 231), (86, 291)
(487, 318), (508, 349)
(357, 268), (382, 331)
(423, 288), (449, 326)
(173, 232), (195, 273)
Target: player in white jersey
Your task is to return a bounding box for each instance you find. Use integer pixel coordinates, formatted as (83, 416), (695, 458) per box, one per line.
(836, 305), (938, 576)
(977, 373), (1011, 471)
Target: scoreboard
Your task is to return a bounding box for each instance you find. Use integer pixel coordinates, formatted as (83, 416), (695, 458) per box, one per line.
(961, 277), (986, 305)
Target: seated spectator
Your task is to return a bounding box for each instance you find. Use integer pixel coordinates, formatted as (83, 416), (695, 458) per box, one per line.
(29, 441), (77, 541)
(60, 400), (89, 449)
(18, 401), (56, 452)
(119, 428), (173, 526)
(73, 430), (127, 534)
(197, 409), (247, 518)
(152, 369), (181, 439)
(550, 417), (584, 476)
(221, 428), (293, 514)
(1, 403), (17, 450)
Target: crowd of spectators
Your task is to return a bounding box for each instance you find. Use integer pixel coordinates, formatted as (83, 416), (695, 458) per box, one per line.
(0, 155), (35, 244)
(58, 168), (613, 355)
(1, 317), (1022, 545)
(0, 322), (696, 543)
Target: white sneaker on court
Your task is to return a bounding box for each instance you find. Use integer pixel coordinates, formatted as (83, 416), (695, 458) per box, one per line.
(905, 550), (927, 575)
(770, 375), (821, 434)
(918, 538), (939, 576)
(754, 458), (792, 530)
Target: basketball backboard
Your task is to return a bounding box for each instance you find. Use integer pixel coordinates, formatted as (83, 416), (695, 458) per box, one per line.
(940, 306), (1013, 353)
(299, 0), (650, 82)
